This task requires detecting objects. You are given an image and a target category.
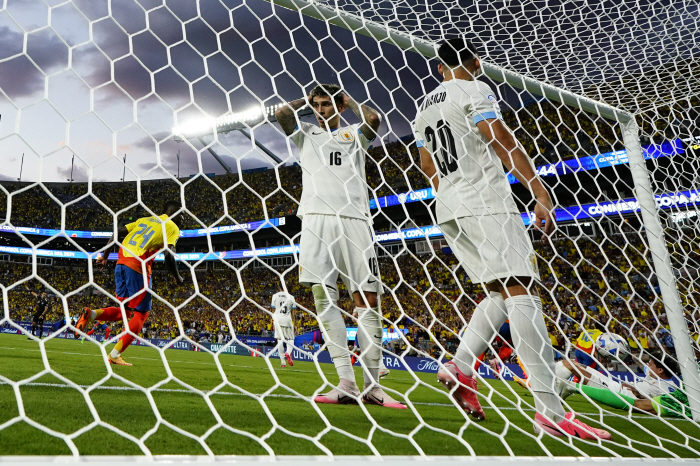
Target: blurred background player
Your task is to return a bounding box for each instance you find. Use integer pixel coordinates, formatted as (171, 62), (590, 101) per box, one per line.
(472, 320), (513, 379)
(414, 37), (610, 440)
(75, 201), (185, 365)
(275, 84), (404, 409)
(573, 324), (605, 371)
(271, 290), (296, 368)
(81, 322), (111, 343)
(29, 290), (50, 339)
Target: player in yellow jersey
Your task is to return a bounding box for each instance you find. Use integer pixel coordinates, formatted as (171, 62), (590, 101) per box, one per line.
(574, 327), (604, 369)
(514, 324), (605, 389)
(76, 201), (184, 365)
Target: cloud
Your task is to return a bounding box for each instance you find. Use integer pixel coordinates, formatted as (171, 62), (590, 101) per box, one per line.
(56, 163), (89, 182)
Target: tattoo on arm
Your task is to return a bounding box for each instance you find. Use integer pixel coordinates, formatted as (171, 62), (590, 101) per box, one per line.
(345, 97), (381, 140)
(275, 98), (309, 136)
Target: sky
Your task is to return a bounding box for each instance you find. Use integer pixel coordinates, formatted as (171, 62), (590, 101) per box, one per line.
(0, 0), (697, 183)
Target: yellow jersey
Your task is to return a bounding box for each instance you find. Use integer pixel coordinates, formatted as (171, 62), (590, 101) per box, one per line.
(575, 328), (603, 354)
(117, 214), (180, 274)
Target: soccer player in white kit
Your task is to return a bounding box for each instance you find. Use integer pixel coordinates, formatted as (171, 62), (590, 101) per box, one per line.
(271, 291), (296, 368)
(413, 38), (610, 439)
(275, 84), (405, 409)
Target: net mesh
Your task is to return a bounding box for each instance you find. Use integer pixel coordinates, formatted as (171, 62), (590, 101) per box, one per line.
(0, 0), (699, 458)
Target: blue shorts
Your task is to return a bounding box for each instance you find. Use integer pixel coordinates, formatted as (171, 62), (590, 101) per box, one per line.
(498, 322), (512, 342)
(575, 349), (598, 369)
(115, 264), (152, 312)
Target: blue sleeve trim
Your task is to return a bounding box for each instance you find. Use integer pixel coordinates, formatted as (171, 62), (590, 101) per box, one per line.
(416, 139), (424, 148)
(473, 111), (499, 124)
(294, 124), (299, 131)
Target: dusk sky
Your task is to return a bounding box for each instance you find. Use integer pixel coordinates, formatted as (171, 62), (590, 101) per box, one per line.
(0, 0), (696, 183)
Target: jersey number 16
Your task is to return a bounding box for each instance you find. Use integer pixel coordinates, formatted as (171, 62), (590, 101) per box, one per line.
(329, 151), (342, 166)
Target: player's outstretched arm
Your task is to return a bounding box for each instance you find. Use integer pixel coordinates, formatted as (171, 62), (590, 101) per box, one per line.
(97, 226), (129, 267)
(476, 119), (555, 236)
(164, 246), (184, 284)
(343, 94), (381, 140)
(275, 96), (311, 136)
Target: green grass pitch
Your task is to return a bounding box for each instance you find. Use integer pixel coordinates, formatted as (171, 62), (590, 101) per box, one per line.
(0, 333), (698, 457)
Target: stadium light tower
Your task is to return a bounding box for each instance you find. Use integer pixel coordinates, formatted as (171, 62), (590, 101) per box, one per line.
(172, 104), (315, 171)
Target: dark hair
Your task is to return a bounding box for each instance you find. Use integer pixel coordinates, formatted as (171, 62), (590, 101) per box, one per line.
(648, 349), (680, 378)
(309, 84), (343, 108)
(437, 37), (479, 67)
(164, 200), (181, 214)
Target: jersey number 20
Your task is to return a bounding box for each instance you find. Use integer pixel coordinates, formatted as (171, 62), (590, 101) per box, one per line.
(424, 120), (458, 176)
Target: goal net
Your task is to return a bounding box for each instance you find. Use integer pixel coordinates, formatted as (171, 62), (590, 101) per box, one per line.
(0, 0), (699, 459)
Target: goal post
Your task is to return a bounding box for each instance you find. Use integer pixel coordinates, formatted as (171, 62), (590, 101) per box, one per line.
(268, 0), (700, 420)
(622, 119), (700, 420)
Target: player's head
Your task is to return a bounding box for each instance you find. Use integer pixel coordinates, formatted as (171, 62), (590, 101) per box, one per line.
(646, 349), (680, 380)
(437, 37), (481, 81)
(41, 292), (46, 298)
(309, 84), (345, 129)
(164, 200), (183, 226)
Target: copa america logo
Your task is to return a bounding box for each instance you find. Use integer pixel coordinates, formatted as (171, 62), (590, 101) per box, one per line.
(398, 193), (408, 204)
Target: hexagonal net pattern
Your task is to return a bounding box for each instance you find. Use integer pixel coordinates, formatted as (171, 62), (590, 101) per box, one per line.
(0, 0), (699, 459)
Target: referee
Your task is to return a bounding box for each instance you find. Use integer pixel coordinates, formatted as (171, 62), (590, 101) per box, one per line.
(29, 291), (50, 339)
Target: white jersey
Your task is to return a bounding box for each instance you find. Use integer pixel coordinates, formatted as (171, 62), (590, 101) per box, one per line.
(290, 122), (373, 220)
(634, 372), (680, 399)
(271, 292), (295, 323)
(413, 79), (519, 223)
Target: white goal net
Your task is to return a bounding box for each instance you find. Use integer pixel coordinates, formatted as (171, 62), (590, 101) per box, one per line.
(0, 0), (699, 460)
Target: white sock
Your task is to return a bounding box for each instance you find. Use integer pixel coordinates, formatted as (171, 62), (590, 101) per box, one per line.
(285, 342), (294, 355)
(89, 310), (97, 320)
(555, 361), (572, 380)
(276, 340), (286, 362)
(356, 307), (382, 386)
(507, 294), (566, 422)
(110, 348), (120, 359)
(453, 292), (507, 376)
(313, 284), (355, 383)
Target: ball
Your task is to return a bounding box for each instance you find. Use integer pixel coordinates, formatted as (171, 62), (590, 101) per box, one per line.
(595, 332), (630, 358)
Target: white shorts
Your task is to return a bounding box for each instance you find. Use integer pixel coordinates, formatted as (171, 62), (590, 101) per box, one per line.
(299, 214), (381, 294)
(274, 325), (295, 340)
(440, 214), (539, 284)
(274, 315), (294, 340)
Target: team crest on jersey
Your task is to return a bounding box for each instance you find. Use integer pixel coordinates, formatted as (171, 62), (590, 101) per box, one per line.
(338, 129), (355, 142)
(529, 252), (540, 276)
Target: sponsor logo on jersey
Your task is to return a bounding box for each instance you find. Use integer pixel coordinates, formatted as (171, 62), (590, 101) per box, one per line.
(338, 129), (354, 142)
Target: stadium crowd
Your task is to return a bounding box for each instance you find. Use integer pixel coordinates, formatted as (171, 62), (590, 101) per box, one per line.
(7, 95), (696, 232)
(2, 228), (691, 363)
